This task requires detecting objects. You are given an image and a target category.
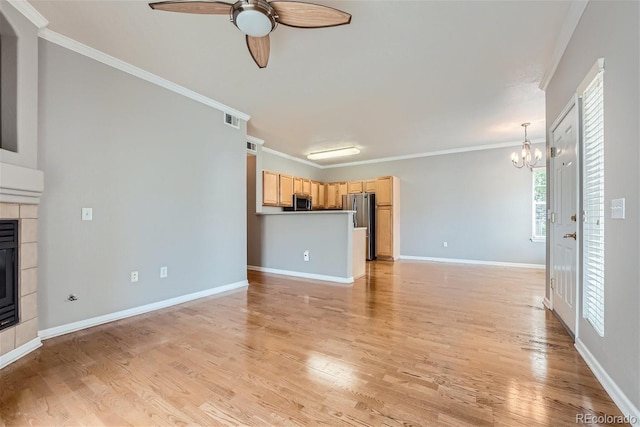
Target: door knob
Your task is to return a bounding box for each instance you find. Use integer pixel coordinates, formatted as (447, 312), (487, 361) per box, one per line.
(563, 232), (577, 240)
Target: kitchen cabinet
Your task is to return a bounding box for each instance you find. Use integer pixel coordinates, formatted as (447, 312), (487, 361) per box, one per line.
(376, 176), (393, 206)
(293, 177), (303, 195)
(302, 179), (311, 196)
(279, 174), (294, 207)
(376, 207), (393, 259)
(326, 183), (338, 208)
(347, 181), (363, 194)
(318, 183), (326, 209)
(364, 179), (376, 193)
(337, 182), (348, 208)
(375, 176), (400, 260)
(262, 170), (279, 206)
(311, 181), (320, 208)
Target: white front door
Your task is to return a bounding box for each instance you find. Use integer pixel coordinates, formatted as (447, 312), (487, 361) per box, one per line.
(550, 104), (579, 335)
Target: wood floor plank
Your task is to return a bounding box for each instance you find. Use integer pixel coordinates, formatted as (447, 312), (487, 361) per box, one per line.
(0, 261), (628, 426)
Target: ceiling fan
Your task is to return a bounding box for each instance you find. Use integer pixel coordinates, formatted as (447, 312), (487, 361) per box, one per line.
(149, 0), (351, 68)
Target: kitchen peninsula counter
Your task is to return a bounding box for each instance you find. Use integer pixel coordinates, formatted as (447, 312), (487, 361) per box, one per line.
(249, 210), (362, 284)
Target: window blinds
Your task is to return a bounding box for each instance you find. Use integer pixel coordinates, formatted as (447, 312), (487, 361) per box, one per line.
(582, 71), (605, 336)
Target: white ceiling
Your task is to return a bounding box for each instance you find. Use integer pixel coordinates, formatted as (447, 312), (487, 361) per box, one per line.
(30, 0), (572, 165)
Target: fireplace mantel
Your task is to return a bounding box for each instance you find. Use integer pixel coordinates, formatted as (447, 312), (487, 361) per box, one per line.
(0, 160), (44, 205)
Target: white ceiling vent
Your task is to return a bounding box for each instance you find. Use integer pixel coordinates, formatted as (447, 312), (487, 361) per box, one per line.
(246, 141), (257, 153)
(223, 112), (240, 129)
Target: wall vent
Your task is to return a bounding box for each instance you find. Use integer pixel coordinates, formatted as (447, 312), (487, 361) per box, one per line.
(246, 141), (257, 154)
(223, 112), (240, 129)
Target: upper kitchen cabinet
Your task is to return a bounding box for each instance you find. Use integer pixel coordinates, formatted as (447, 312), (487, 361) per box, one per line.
(347, 181), (363, 194)
(311, 181), (325, 209)
(375, 176), (398, 206)
(302, 179), (311, 196)
(326, 183), (338, 208)
(364, 179), (376, 193)
(293, 177), (303, 195)
(279, 174), (294, 207)
(262, 170), (279, 206)
(337, 182), (348, 208)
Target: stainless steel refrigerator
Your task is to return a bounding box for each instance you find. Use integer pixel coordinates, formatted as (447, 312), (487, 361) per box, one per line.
(343, 193), (376, 260)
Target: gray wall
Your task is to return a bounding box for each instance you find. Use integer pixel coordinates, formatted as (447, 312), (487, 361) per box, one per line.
(38, 41), (247, 329)
(262, 149), (324, 182)
(321, 145), (546, 265)
(545, 1), (639, 409)
(252, 213), (352, 279)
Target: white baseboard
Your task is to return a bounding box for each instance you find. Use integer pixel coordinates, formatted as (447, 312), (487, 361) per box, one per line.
(0, 337), (42, 369)
(575, 338), (640, 426)
(247, 265), (353, 284)
(543, 297), (552, 310)
(39, 280), (248, 340)
(400, 255), (545, 270)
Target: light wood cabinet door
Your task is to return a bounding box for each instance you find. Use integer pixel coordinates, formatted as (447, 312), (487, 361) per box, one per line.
(376, 176), (393, 206)
(337, 182), (348, 208)
(326, 183), (338, 208)
(311, 181), (320, 208)
(279, 174), (294, 206)
(293, 177), (303, 194)
(376, 207), (393, 258)
(262, 171), (279, 206)
(318, 183), (326, 209)
(347, 181), (363, 194)
(302, 179), (311, 196)
(364, 179), (376, 193)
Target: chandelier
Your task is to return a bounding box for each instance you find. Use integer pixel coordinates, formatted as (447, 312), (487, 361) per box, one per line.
(511, 122), (541, 169)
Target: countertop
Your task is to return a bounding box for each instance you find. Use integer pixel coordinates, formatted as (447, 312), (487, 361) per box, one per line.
(256, 210), (355, 216)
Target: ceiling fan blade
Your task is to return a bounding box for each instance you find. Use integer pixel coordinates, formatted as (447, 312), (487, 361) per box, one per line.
(270, 1), (351, 28)
(149, 1), (232, 15)
(246, 35), (270, 68)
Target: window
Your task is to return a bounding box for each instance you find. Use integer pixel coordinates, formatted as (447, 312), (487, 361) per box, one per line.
(581, 63), (605, 336)
(532, 168), (546, 242)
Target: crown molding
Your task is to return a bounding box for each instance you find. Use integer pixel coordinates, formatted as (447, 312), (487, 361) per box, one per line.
(539, 0), (589, 91)
(5, 0), (48, 29)
(38, 28), (251, 122)
(322, 139), (545, 169)
(261, 146), (322, 168)
(260, 138), (545, 170)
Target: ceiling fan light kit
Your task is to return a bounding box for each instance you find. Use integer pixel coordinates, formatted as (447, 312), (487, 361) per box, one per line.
(232, 0), (277, 37)
(307, 147), (360, 160)
(149, 0), (352, 68)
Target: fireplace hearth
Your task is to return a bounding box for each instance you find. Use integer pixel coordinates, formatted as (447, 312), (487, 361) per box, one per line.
(0, 220), (19, 331)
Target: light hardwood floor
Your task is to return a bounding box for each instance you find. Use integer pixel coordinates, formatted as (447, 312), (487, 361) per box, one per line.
(0, 261), (625, 426)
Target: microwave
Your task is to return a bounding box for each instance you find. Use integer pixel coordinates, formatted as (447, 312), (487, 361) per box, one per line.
(284, 194), (312, 211)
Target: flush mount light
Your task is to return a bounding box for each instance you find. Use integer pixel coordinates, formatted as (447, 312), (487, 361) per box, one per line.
(307, 147), (360, 161)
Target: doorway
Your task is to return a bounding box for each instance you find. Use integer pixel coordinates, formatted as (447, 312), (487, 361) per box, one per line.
(549, 100), (579, 336)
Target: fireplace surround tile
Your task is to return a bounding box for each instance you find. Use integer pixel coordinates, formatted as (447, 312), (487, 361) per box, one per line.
(20, 268), (37, 296)
(20, 205), (38, 219)
(20, 218), (38, 244)
(20, 242), (38, 270)
(14, 317), (38, 348)
(0, 203), (19, 219)
(20, 292), (38, 322)
(0, 328), (16, 354)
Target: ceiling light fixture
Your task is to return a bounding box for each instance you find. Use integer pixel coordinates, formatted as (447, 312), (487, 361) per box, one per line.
(231, 0), (277, 38)
(511, 122), (542, 169)
(307, 147), (360, 161)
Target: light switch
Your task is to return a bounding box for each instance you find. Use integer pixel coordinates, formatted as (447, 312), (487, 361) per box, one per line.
(611, 198), (625, 219)
(81, 207), (93, 221)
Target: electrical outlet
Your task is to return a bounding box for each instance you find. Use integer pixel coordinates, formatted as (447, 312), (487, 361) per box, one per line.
(131, 271), (139, 283)
(443, 241), (448, 248)
(160, 266), (168, 278)
(81, 207), (93, 221)
(303, 250), (310, 262)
